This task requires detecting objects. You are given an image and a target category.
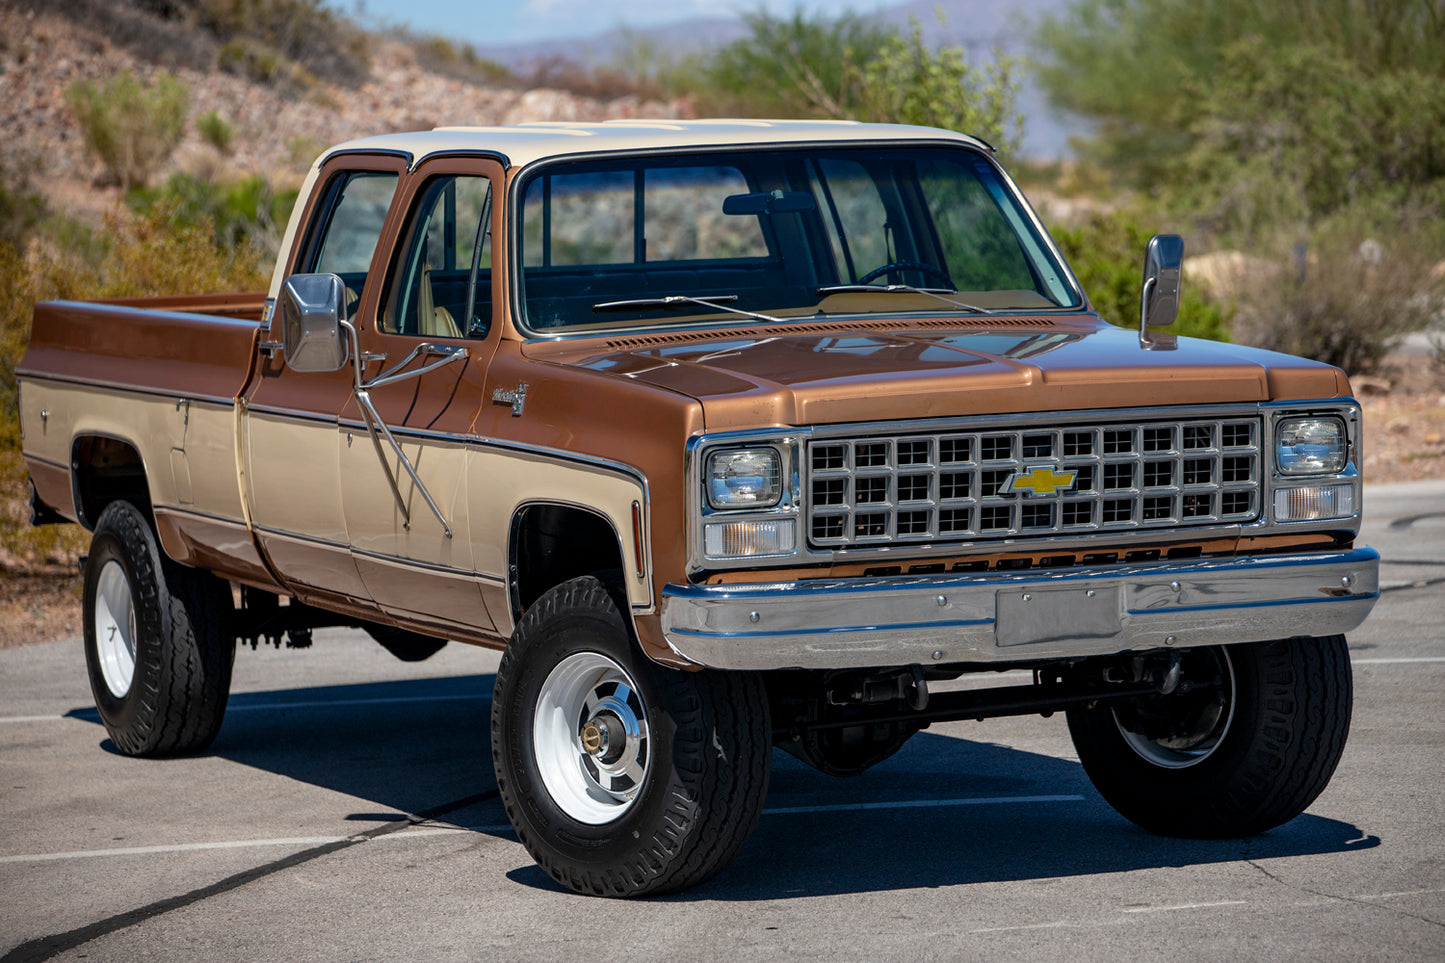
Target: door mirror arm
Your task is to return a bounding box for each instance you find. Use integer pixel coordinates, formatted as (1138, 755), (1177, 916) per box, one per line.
(338, 318), (466, 538)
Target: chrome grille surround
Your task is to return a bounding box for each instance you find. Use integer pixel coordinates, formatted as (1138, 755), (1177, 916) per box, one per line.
(806, 415), (1262, 549)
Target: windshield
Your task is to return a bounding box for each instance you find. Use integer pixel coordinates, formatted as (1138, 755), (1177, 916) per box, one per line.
(514, 145), (1082, 334)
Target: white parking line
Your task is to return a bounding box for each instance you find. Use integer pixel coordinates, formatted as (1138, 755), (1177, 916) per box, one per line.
(762, 794), (1084, 816)
(1121, 900), (1247, 913)
(0, 692), (487, 724)
(1357, 887), (1445, 900)
(0, 794), (1085, 863)
(1352, 657), (1445, 664)
(0, 837), (348, 863)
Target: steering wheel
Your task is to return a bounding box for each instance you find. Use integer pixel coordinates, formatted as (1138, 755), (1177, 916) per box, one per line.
(856, 261), (955, 287)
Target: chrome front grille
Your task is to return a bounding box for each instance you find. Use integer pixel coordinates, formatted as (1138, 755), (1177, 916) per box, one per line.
(806, 417), (1261, 548)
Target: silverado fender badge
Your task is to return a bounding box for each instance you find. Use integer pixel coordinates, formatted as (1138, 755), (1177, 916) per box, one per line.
(492, 382), (528, 416)
(1002, 466), (1078, 497)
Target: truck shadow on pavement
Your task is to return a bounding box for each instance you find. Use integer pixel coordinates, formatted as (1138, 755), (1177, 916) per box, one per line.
(69, 673), (1379, 900)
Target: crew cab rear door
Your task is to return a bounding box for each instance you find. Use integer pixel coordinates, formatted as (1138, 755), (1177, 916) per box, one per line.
(241, 151), (406, 610)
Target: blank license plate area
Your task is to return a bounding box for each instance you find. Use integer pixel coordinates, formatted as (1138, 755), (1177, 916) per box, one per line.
(995, 585), (1122, 647)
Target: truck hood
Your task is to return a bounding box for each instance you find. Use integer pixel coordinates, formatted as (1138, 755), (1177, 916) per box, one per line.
(524, 317), (1350, 430)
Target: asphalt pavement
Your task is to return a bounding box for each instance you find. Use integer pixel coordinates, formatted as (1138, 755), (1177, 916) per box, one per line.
(2, 482), (1442, 961)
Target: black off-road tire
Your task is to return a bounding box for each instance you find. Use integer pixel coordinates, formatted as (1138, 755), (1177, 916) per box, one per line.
(82, 500), (235, 756)
(365, 624), (449, 662)
(1067, 636), (1353, 837)
(491, 574), (771, 898)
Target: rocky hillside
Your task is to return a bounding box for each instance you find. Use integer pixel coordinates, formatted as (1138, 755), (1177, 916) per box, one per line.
(0, 0), (687, 224)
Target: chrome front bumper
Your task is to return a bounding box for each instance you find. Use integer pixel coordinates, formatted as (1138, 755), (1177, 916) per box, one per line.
(660, 547), (1380, 670)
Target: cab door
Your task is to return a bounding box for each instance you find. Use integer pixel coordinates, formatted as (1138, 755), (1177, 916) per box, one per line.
(242, 153), (404, 608)
(338, 156), (505, 637)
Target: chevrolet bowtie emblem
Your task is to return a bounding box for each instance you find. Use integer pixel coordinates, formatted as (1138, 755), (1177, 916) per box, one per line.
(1003, 466), (1078, 497)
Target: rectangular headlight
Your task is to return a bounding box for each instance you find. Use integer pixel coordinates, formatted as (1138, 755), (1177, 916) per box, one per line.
(707, 448), (781, 509)
(1276, 417), (1347, 475)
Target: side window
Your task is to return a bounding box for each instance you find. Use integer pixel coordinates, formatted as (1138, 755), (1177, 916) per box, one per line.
(306, 171), (398, 318)
(386, 175), (493, 338)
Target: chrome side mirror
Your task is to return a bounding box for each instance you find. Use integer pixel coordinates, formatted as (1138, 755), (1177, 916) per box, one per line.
(1139, 234), (1184, 348)
(279, 274), (350, 373)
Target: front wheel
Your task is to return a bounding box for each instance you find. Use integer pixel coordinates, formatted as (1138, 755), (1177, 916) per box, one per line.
(1067, 637), (1353, 837)
(491, 575), (771, 897)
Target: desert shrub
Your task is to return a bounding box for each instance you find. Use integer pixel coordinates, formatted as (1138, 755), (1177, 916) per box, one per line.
(1228, 227), (1445, 374)
(196, 109), (234, 154)
(2, 206), (270, 452)
(66, 70), (189, 191)
(197, 0), (369, 85)
(0, 159), (46, 247)
(412, 37), (515, 86)
(0, 241), (93, 561)
(701, 10), (892, 117)
(852, 18), (1020, 154)
(216, 36), (317, 92)
(695, 10), (1020, 151)
(1051, 210), (1232, 343)
(130, 172), (299, 257)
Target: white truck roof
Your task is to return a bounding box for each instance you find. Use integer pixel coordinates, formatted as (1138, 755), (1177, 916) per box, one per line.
(321, 119), (992, 171)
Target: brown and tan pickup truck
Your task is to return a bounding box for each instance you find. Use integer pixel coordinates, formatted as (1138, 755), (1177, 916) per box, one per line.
(18, 120), (1379, 897)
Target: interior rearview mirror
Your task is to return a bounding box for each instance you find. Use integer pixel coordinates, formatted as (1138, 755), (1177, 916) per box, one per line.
(279, 274), (350, 373)
(722, 190), (817, 215)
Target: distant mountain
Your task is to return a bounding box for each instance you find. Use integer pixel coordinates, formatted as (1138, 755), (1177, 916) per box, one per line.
(472, 0), (1086, 158)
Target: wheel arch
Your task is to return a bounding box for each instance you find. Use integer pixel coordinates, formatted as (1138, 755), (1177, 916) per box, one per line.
(507, 499), (647, 631)
(69, 432), (155, 531)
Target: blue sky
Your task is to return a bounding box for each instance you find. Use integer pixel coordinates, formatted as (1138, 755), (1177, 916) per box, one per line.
(350, 0), (889, 46)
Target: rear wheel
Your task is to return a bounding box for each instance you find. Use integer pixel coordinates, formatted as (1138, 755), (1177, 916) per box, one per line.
(492, 575), (771, 897)
(1067, 637), (1352, 837)
(83, 500), (235, 756)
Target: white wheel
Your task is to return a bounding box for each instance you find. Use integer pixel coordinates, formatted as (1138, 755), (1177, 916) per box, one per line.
(83, 500), (235, 756)
(1068, 637), (1354, 838)
(492, 575), (771, 896)
(1114, 648), (1236, 770)
(93, 560), (138, 698)
(532, 652), (651, 824)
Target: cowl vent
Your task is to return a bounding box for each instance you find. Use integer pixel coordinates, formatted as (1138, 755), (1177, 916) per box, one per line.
(602, 316), (1066, 351)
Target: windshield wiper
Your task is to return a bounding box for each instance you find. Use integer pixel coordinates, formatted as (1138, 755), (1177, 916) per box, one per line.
(816, 284), (993, 314)
(592, 294), (782, 324)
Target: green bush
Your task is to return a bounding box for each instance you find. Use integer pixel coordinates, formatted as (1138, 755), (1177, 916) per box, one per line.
(1227, 227), (1445, 374)
(2, 205), (270, 452)
(66, 70), (189, 191)
(0, 159), (46, 247)
(701, 10), (892, 117)
(198, 0), (369, 85)
(693, 10), (1020, 151)
(217, 37), (317, 91)
(129, 172), (299, 257)
(853, 17), (1020, 154)
(1051, 211), (1232, 343)
(196, 109), (234, 154)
